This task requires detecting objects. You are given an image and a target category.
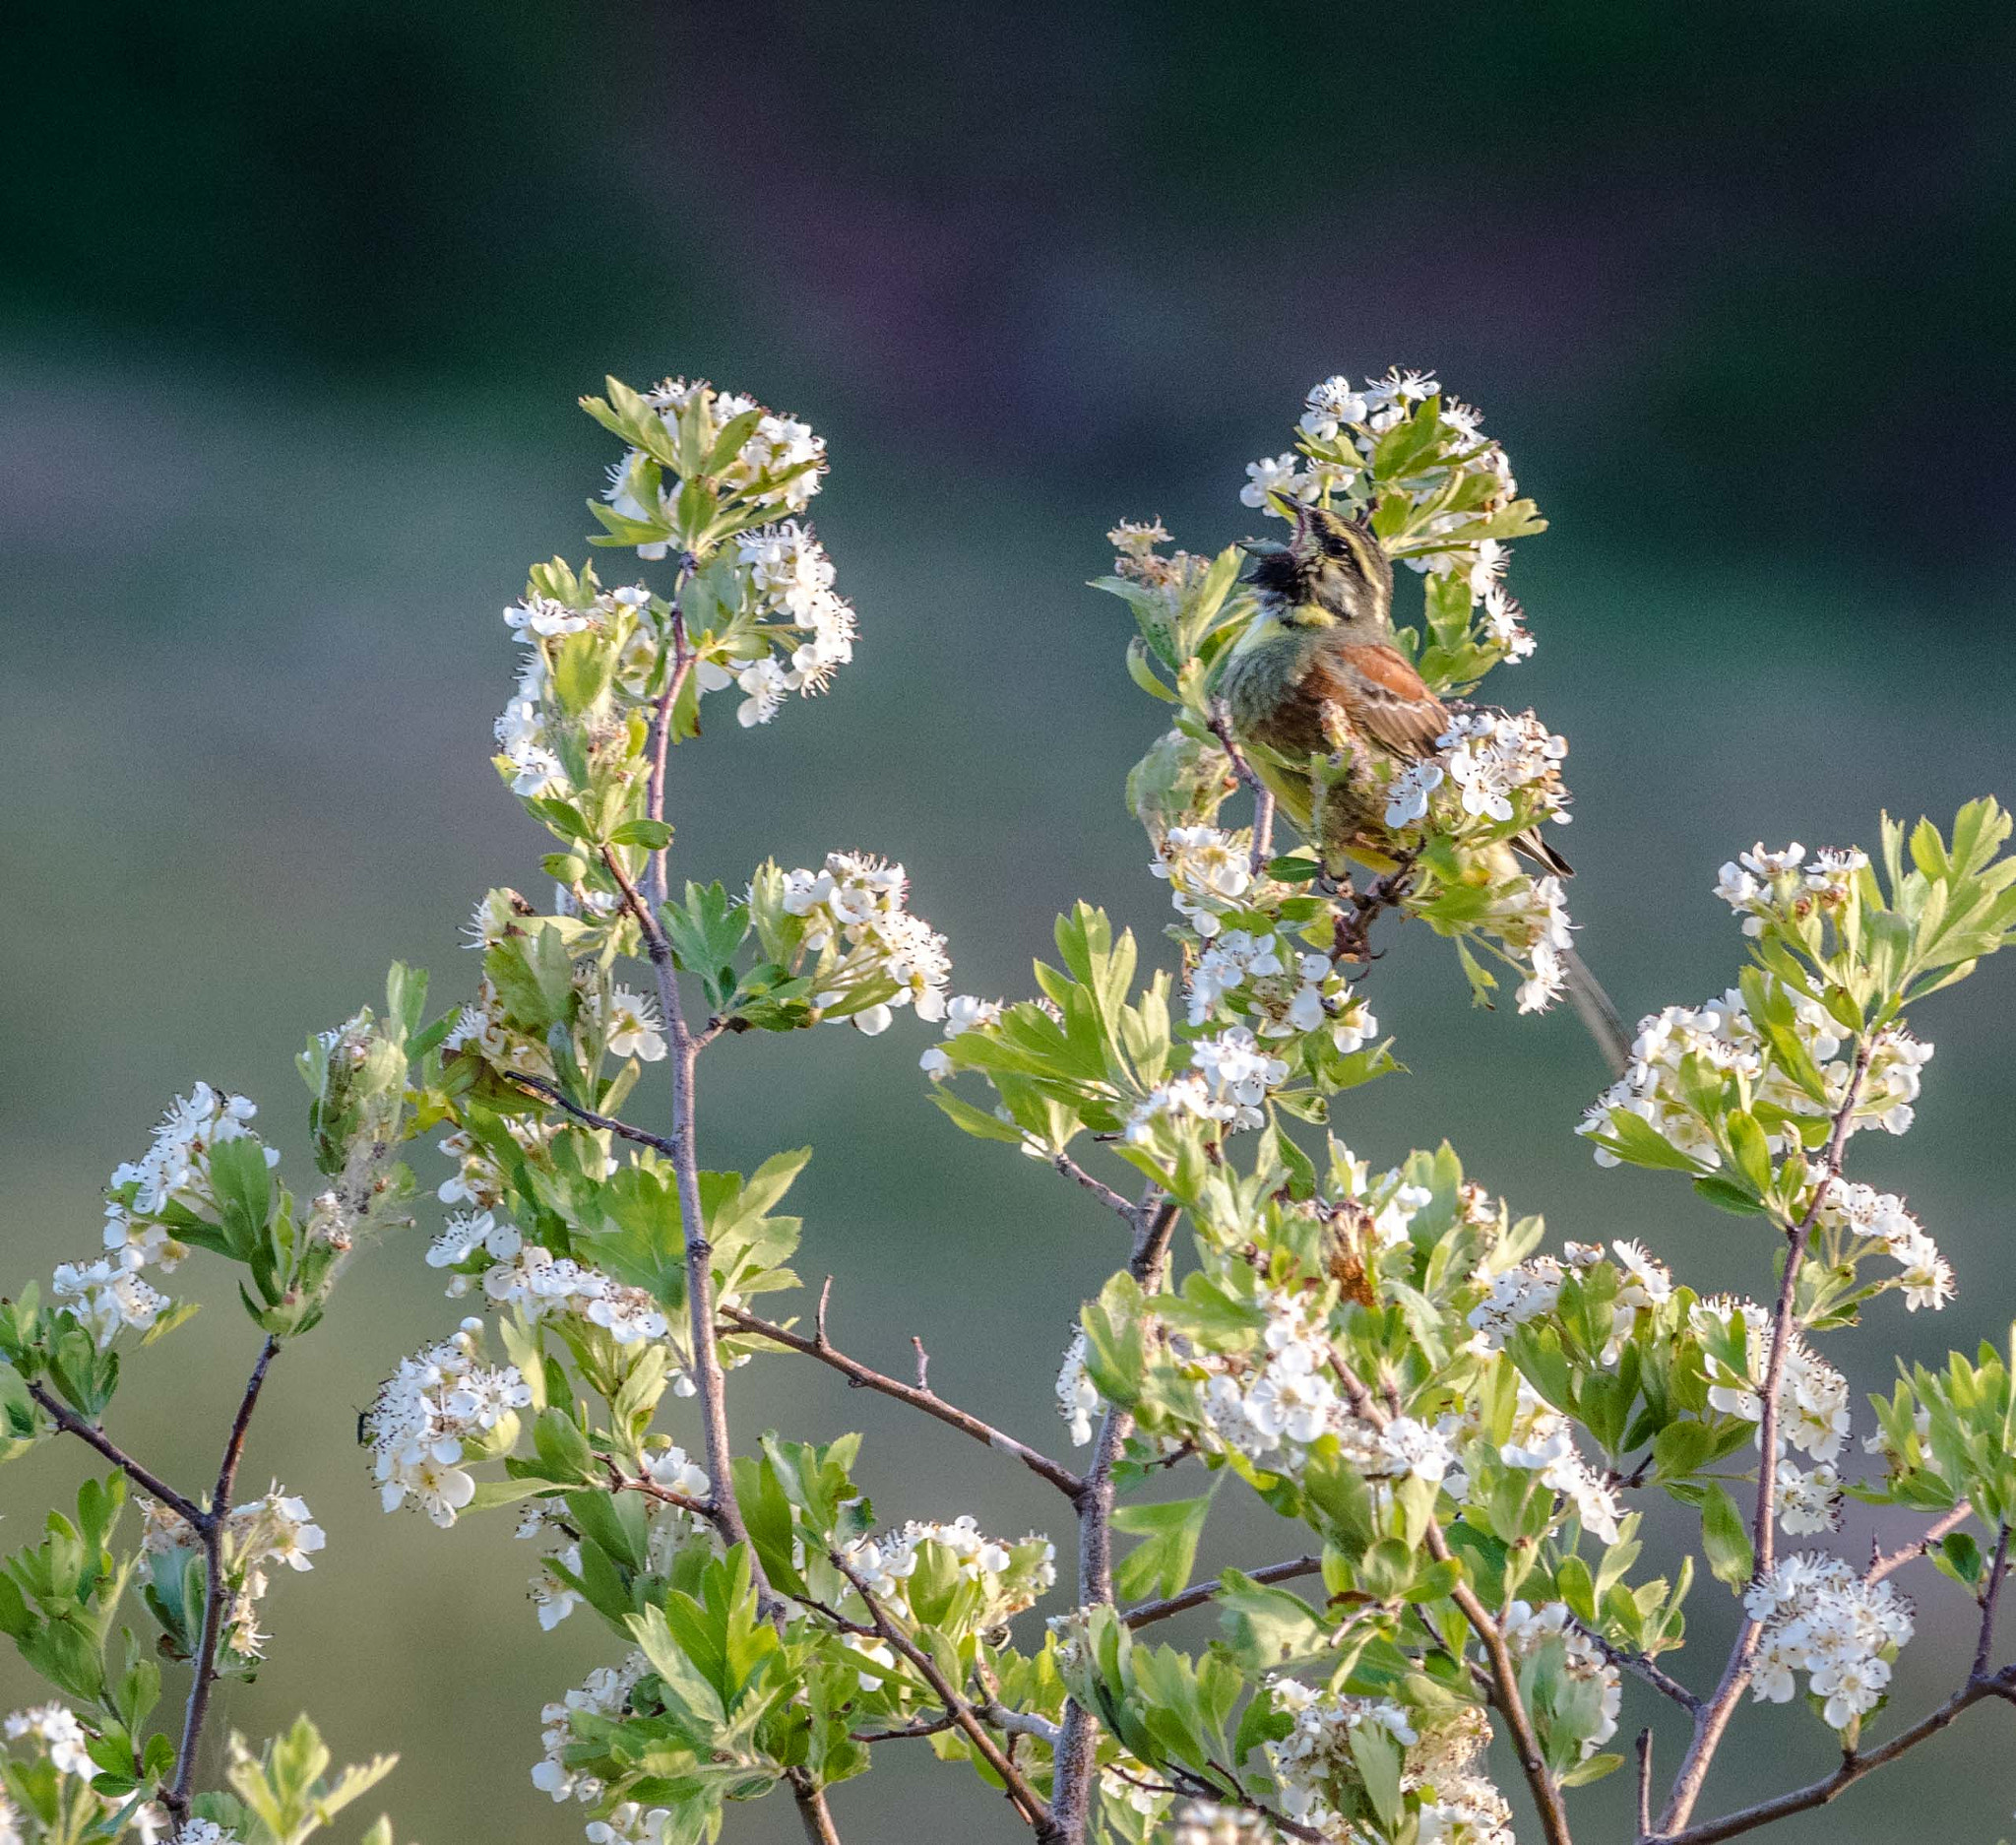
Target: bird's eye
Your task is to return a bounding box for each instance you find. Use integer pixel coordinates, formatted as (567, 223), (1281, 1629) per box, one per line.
(1322, 537), (1350, 559)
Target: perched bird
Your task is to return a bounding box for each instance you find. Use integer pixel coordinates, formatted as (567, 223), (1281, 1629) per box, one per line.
(1216, 501), (1629, 1070)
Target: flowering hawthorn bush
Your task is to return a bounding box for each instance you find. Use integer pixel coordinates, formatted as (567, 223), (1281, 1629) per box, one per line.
(4, 368), (2016, 1845)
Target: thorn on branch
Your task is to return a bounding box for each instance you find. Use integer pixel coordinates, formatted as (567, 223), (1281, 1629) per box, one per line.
(1208, 698), (1274, 874)
(911, 1335), (930, 1391)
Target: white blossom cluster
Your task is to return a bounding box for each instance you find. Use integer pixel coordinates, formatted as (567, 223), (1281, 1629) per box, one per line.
(1240, 369), (1456, 519)
(1054, 1328), (1101, 1447)
(1184, 925), (1379, 1051)
(479, 1242), (672, 1351)
(691, 522), (858, 725)
(916, 992), (1004, 1079)
(363, 1322), (533, 1527)
(1123, 1027), (1290, 1145)
(1499, 1601), (1622, 1758)
(533, 1651), (647, 1804)
(140, 1487), (325, 1661)
(779, 852), (952, 1034)
(1150, 825), (1257, 939)
(1168, 1802), (1271, 1845)
(1175, 1285), (1453, 1486)
(442, 967), (669, 1083)
(1578, 979), (1933, 1169)
(1468, 1237), (1672, 1358)
(1266, 1682), (1509, 1845)
(1712, 843), (1869, 937)
(839, 1515), (1057, 1629)
(1487, 873), (1576, 1015)
(1743, 1552), (1915, 1729)
(518, 1446), (711, 1630)
(56, 1084), (278, 1349)
(1242, 372), (1535, 665)
(604, 378), (827, 549)
(492, 581), (651, 799)
(1384, 711), (1570, 833)
(1814, 1180), (1954, 1311)
(0, 1706), (173, 1845)
(1485, 1393), (1626, 1545)
(1691, 1295), (1850, 1533)
(437, 1113), (568, 1210)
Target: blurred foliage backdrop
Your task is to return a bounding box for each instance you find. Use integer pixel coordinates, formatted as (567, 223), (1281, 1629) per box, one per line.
(4, 3), (2015, 1839)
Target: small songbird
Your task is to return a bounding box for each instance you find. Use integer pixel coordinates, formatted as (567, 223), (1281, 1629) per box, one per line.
(1219, 500), (1565, 877)
(1217, 500), (1628, 1068)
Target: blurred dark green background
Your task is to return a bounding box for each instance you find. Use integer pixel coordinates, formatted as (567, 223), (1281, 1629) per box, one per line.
(4, 4), (2014, 1839)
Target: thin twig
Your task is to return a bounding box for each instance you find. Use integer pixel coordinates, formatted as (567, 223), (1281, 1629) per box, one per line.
(911, 1336), (930, 1392)
(25, 1382), (206, 1526)
(1571, 1618), (1702, 1716)
(1975, 1524), (2010, 1680)
(722, 1304), (1084, 1498)
(1636, 1729), (1654, 1842)
(506, 1073), (679, 1157)
(1327, 1348), (1573, 1845)
(603, 1459), (724, 1532)
(1647, 1668), (2016, 1845)
(1051, 1152), (1136, 1220)
(1208, 701), (1274, 873)
(167, 1336), (280, 1820)
(1050, 1190), (1183, 1844)
(1867, 1502), (1973, 1585)
(1660, 1041), (1874, 1834)
(830, 1557), (1054, 1835)
(1121, 1555), (1324, 1628)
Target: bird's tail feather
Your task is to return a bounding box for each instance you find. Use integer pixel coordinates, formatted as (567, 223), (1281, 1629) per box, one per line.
(1561, 945), (1632, 1078)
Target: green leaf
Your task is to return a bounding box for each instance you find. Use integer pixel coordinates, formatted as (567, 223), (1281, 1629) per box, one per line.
(609, 818), (674, 850)
(1699, 1483), (1754, 1588)
(1112, 1493), (1214, 1603)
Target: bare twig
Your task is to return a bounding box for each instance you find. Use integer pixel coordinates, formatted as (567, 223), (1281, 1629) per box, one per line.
(1051, 1152), (1135, 1221)
(1121, 1555), (1324, 1628)
(167, 1336), (280, 1820)
(830, 1556), (1054, 1834)
(1208, 700), (1274, 873)
(1867, 1502), (1973, 1585)
(911, 1335), (930, 1392)
(1660, 1041), (1874, 1833)
(1571, 1618), (1702, 1716)
(1975, 1524), (2010, 1680)
(506, 1072), (679, 1157)
(721, 1304), (1084, 1498)
(1647, 1668), (2016, 1845)
(1051, 1190), (1183, 1843)
(26, 1382), (206, 1526)
(1636, 1729), (1655, 1842)
(603, 1458), (724, 1532)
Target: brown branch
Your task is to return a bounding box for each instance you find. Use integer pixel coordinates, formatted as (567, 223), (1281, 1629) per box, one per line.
(167, 1335), (280, 1820)
(787, 1768), (844, 1845)
(721, 1303), (1084, 1498)
(25, 1381), (206, 1526)
(1867, 1502), (1973, 1585)
(1326, 1347), (1573, 1845)
(1636, 1729), (1655, 1842)
(1051, 1152), (1135, 1221)
(1051, 1190), (1183, 1844)
(1659, 1040), (1874, 1834)
(830, 1557), (1054, 1835)
(1975, 1524), (2011, 1680)
(597, 713), (767, 1603)
(1208, 701), (1274, 873)
(1648, 1668), (2016, 1845)
(506, 1073), (679, 1157)
(1571, 1618), (1702, 1716)
(1121, 1555), (1324, 1628)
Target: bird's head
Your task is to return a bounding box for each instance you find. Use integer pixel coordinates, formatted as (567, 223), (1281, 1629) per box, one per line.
(1281, 500), (1394, 627)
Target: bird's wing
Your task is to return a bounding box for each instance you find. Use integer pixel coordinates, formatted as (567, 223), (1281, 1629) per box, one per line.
(1310, 642), (1450, 760)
